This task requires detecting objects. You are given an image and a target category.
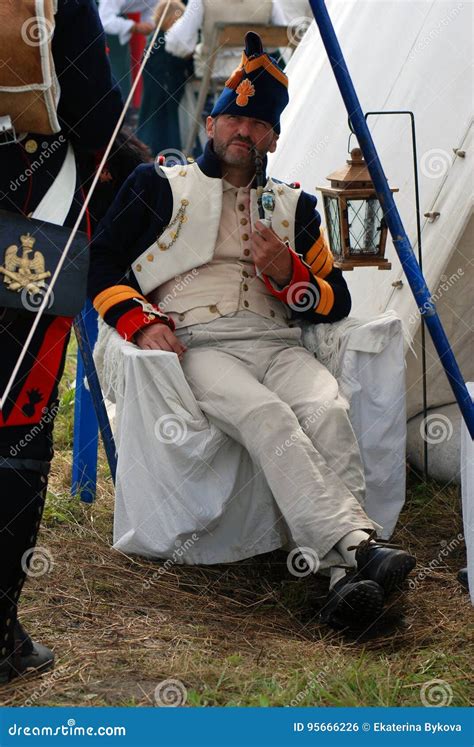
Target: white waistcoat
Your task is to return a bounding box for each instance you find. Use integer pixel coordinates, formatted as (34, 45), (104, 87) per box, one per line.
(132, 162), (302, 296)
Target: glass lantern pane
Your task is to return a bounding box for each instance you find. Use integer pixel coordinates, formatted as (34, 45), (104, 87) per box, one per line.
(347, 198), (384, 254)
(324, 196), (342, 257)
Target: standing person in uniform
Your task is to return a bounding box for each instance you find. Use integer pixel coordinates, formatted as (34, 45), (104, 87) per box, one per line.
(0, 0), (122, 683)
(98, 0), (157, 101)
(137, 0), (192, 157)
(88, 32), (416, 633)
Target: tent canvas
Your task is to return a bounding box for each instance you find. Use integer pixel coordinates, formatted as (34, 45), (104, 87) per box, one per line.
(269, 0), (473, 436)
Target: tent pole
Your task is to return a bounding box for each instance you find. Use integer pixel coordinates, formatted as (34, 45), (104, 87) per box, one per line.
(308, 0), (474, 439)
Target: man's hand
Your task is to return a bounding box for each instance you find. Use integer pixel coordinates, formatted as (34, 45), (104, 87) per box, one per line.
(133, 21), (155, 35)
(134, 323), (188, 361)
(250, 221), (293, 287)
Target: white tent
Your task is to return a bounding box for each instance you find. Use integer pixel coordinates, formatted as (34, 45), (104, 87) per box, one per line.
(269, 0), (473, 482)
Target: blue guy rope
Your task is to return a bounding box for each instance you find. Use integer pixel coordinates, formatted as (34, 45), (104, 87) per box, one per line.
(308, 0), (474, 438)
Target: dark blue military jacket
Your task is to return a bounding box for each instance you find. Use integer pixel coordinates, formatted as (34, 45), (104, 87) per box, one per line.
(88, 140), (352, 340)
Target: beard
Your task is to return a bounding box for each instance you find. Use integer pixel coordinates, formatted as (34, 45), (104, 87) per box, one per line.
(213, 135), (257, 167)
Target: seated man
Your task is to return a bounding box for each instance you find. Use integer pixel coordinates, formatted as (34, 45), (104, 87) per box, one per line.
(88, 32), (416, 632)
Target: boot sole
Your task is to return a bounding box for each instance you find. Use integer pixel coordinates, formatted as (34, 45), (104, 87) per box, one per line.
(321, 581), (384, 631)
(375, 555), (416, 595)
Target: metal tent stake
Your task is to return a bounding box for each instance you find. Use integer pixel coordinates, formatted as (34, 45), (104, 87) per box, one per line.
(308, 0), (474, 438)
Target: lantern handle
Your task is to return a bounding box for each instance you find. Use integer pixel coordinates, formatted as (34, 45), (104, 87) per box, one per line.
(347, 129), (358, 155)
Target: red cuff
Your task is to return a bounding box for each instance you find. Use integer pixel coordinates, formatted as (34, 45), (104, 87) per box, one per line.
(262, 247), (311, 303)
(116, 307), (175, 341)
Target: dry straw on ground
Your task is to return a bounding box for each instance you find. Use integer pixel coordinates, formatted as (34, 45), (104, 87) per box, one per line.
(1, 446), (471, 707)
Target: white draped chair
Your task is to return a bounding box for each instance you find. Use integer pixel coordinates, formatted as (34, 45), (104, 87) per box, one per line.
(93, 312), (407, 564)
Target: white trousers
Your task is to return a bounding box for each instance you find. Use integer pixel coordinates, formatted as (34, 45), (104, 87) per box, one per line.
(177, 311), (377, 563)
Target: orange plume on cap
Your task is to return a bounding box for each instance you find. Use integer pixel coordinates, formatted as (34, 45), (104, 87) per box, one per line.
(225, 66), (245, 90)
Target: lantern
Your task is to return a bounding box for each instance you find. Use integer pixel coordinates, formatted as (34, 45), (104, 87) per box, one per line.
(318, 148), (398, 270)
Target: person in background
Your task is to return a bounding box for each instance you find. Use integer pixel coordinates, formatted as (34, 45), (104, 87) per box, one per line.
(0, 0), (122, 684)
(136, 1), (193, 156)
(277, 0), (312, 24)
(98, 0), (157, 100)
(165, 0), (287, 80)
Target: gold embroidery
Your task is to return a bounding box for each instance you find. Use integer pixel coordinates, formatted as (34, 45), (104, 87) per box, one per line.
(0, 234), (51, 294)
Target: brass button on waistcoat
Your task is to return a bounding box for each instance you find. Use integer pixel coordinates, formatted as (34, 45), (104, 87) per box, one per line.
(238, 204), (245, 211)
(270, 310), (275, 317)
(242, 270), (249, 277)
(281, 219), (289, 227)
(209, 304), (218, 313)
(242, 283), (248, 291)
(243, 300), (249, 307)
(241, 233), (249, 241)
(243, 249), (250, 256)
(146, 254), (154, 262)
(178, 314), (185, 321)
(136, 264), (142, 272)
(240, 218), (248, 225)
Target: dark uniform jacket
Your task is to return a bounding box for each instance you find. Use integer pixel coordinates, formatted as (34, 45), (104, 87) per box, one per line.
(0, 0), (123, 224)
(88, 140), (352, 341)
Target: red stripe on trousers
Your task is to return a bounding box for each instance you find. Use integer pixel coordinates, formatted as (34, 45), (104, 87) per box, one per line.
(1, 316), (73, 427)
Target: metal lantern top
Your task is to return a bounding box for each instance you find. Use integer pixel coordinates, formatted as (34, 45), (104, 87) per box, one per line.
(326, 147), (374, 191)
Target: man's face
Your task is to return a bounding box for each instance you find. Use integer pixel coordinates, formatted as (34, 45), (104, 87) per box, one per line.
(206, 114), (278, 168)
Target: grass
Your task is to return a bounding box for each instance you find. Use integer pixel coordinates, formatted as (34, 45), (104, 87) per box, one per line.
(1, 340), (472, 707)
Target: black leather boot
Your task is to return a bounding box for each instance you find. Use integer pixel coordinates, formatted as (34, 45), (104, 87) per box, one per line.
(0, 621), (54, 684)
(0, 467), (51, 684)
(457, 567), (469, 590)
(349, 533), (416, 595)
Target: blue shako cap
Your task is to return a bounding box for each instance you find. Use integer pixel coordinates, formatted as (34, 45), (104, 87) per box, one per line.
(210, 31), (289, 134)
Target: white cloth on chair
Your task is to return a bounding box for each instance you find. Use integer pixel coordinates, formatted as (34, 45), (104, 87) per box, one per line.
(94, 311), (406, 563)
(299, 311), (408, 534)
